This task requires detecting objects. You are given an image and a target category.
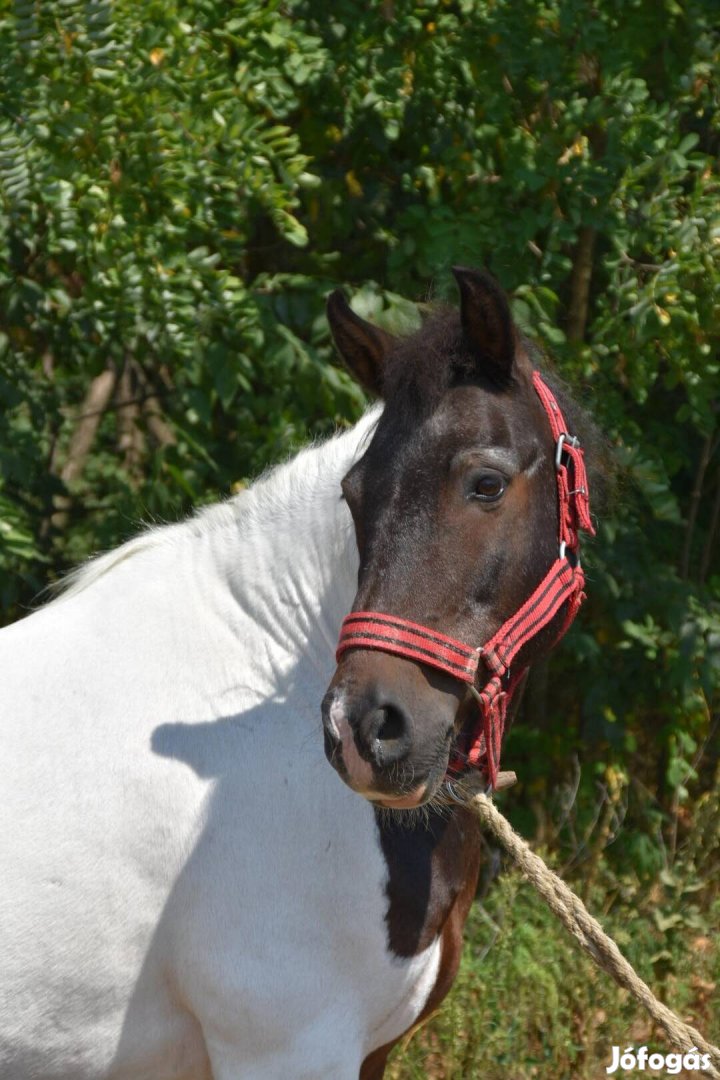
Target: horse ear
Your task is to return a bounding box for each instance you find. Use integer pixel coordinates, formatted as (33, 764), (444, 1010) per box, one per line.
(327, 290), (395, 397)
(452, 266), (516, 384)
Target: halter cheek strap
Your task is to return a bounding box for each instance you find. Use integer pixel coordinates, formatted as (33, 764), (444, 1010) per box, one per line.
(335, 371), (595, 790)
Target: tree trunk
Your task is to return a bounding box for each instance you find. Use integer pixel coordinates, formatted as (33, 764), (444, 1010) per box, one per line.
(680, 431), (715, 581)
(566, 225), (597, 343)
(51, 368), (117, 530)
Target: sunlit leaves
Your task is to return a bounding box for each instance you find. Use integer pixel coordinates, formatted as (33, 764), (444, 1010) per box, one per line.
(0, 0), (358, 616)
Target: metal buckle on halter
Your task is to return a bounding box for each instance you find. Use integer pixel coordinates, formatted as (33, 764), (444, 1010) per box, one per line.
(556, 432), (584, 564)
(555, 432), (581, 469)
(559, 539), (582, 566)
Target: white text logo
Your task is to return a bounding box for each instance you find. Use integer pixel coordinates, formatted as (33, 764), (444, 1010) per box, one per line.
(607, 1046), (711, 1074)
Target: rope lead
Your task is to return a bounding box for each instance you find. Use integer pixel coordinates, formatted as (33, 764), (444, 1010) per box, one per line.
(462, 786), (720, 1079)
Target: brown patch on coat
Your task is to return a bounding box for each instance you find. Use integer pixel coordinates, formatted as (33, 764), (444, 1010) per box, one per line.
(359, 804), (482, 1079)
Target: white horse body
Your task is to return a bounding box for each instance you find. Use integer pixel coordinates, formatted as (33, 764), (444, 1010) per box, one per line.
(0, 411), (441, 1080)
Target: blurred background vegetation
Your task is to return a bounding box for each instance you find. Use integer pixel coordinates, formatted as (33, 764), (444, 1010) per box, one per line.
(1, 0), (718, 1075)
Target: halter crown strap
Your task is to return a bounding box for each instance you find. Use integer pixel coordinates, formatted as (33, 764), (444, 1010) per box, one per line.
(335, 372), (594, 790)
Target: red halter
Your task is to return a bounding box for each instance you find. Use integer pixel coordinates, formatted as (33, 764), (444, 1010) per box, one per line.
(336, 372), (595, 790)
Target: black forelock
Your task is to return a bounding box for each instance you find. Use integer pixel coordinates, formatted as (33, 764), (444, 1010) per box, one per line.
(380, 307), (478, 416)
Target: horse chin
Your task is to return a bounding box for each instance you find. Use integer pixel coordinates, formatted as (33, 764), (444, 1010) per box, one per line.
(362, 764), (448, 810)
(367, 784), (430, 810)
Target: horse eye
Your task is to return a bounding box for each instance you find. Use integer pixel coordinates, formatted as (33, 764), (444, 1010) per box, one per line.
(469, 471), (506, 502)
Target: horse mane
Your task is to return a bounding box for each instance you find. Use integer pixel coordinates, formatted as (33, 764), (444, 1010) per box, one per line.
(48, 530), (174, 603)
(49, 407), (381, 604)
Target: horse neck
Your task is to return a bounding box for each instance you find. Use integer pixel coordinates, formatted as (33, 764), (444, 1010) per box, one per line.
(207, 410), (378, 669)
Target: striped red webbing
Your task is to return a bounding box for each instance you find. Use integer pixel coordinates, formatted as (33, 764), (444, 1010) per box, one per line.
(336, 612), (480, 681)
(480, 557), (583, 679)
(533, 371), (594, 546)
(335, 372), (593, 790)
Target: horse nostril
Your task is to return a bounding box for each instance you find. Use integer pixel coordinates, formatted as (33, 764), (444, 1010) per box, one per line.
(376, 705), (404, 743)
(368, 704), (410, 766)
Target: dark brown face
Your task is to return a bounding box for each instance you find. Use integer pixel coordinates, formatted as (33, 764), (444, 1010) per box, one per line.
(321, 268), (559, 808)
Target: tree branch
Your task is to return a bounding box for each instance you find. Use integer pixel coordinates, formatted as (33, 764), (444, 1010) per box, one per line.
(62, 390), (169, 423)
(566, 225), (597, 343)
(59, 369), (117, 487)
(699, 464), (720, 585)
(680, 431), (716, 582)
(133, 361), (176, 447)
(115, 360), (145, 482)
(52, 368), (117, 530)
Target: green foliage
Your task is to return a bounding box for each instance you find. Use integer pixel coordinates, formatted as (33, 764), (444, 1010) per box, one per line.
(1, 0), (719, 1061)
(0, 0), (368, 604)
(387, 866), (720, 1079)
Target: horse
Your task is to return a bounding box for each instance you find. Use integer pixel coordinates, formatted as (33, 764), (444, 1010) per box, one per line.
(0, 267), (594, 1079)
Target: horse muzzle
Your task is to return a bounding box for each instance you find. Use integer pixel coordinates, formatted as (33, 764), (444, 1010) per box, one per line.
(321, 650), (463, 806)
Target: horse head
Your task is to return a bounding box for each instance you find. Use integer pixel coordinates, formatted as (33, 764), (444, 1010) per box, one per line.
(321, 267), (593, 809)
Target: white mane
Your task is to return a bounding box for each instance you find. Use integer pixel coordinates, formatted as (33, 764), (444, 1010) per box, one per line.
(54, 406), (381, 603)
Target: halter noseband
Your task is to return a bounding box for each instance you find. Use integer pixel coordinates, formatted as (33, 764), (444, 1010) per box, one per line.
(335, 371), (594, 790)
